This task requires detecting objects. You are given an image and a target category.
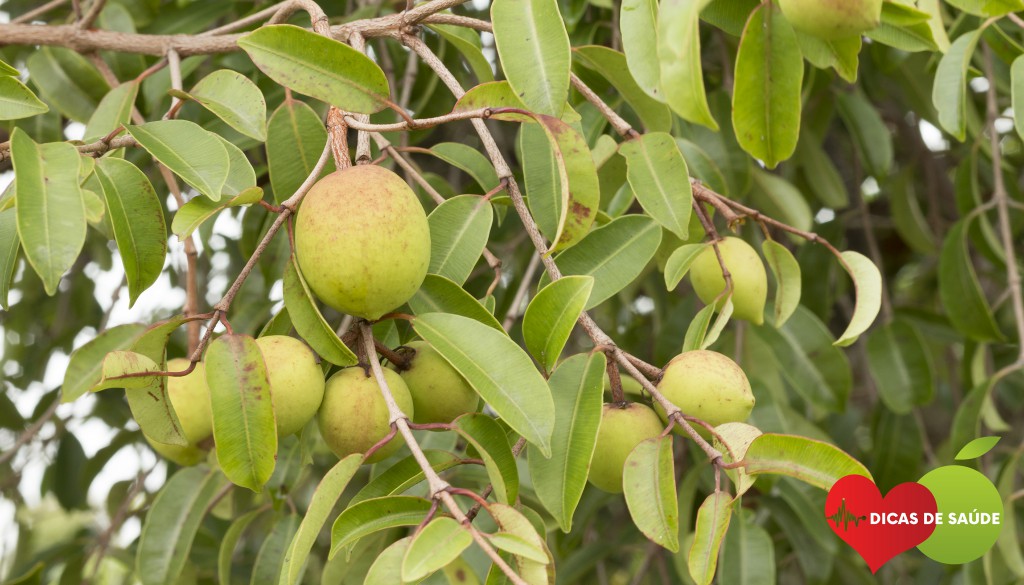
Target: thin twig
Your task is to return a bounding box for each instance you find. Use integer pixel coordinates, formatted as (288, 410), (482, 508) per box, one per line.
(501, 254), (541, 331)
(10, 0), (68, 24)
(0, 398), (60, 467)
(77, 0), (107, 30)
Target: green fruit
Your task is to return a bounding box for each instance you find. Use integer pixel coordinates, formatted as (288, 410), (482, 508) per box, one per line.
(255, 335), (326, 437)
(689, 237), (767, 325)
(318, 366), (415, 463)
(294, 165), (431, 320)
(778, 0), (882, 40)
(588, 402), (665, 493)
(394, 341), (479, 424)
(166, 358), (212, 446)
(602, 372), (645, 397)
(145, 435), (207, 466)
(654, 350), (754, 436)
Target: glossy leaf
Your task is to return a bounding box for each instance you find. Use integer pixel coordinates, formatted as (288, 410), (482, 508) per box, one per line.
(664, 243), (708, 290)
(744, 433), (872, 490)
(0, 76), (49, 120)
(657, 0), (716, 129)
(455, 81), (530, 121)
(523, 276), (594, 373)
(330, 496), (433, 557)
(619, 0), (662, 100)
(624, 436), (679, 551)
(171, 186), (262, 239)
(938, 219), (1005, 341)
(427, 195), (493, 285)
(187, 69), (267, 141)
(866, 319), (934, 414)
(402, 517), (473, 582)
(491, 0), (571, 116)
(409, 274), (504, 331)
(413, 312), (555, 457)
(688, 492), (733, 585)
(619, 133), (692, 238)
(454, 413), (519, 504)
(933, 29), (982, 141)
(761, 240), (800, 328)
(83, 81), (137, 142)
(238, 25), (390, 114)
(282, 257), (359, 366)
(682, 303), (717, 353)
(266, 99), (331, 204)
(127, 120), (229, 201)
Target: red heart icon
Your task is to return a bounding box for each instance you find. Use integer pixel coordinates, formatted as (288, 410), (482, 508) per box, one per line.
(824, 474), (937, 573)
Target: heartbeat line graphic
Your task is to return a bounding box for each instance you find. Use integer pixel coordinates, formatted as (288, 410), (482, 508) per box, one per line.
(826, 498), (868, 532)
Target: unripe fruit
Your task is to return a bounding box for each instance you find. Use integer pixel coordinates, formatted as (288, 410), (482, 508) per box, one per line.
(393, 341), (479, 424)
(689, 237), (767, 325)
(145, 436), (206, 466)
(603, 372), (645, 397)
(294, 165), (431, 320)
(317, 366), (415, 463)
(166, 358), (212, 445)
(255, 335), (326, 437)
(654, 350), (755, 436)
(778, 0), (882, 40)
(588, 402), (665, 493)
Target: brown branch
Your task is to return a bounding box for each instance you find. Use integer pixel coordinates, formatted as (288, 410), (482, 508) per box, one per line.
(0, 397), (60, 467)
(77, 0), (107, 30)
(343, 107), (494, 132)
(501, 253), (541, 331)
(10, 0), (68, 24)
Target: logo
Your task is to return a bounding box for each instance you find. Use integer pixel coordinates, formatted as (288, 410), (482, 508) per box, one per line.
(824, 437), (1004, 573)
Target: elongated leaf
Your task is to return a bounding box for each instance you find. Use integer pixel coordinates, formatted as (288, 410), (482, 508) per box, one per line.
(219, 508), (265, 585)
(402, 517), (473, 582)
(889, 171), (936, 253)
(89, 351), (160, 392)
(488, 533), (548, 563)
(749, 171), (812, 237)
(330, 496), (433, 557)
(94, 158), (167, 307)
(11, 131), (86, 295)
(267, 99), (331, 204)
(409, 274), (503, 331)
(619, 133), (692, 238)
(933, 30), (982, 141)
(172, 187), (262, 239)
(429, 24), (495, 83)
(795, 32), (860, 83)
(0, 208), (18, 310)
(127, 315), (191, 445)
(836, 90), (893, 179)
(664, 243), (708, 290)
(945, 0), (1023, 18)
(722, 510), (775, 585)
(0, 59), (17, 77)
(834, 252), (882, 347)
(454, 413), (519, 504)
(866, 319), (934, 414)
(25, 47), (108, 122)
(428, 195), (493, 285)
(546, 215), (662, 309)
(795, 128), (849, 208)
(732, 4), (803, 168)
(1014, 56), (1024, 143)
(455, 81), (530, 120)
(488, 503), (552, 582)
(657, 0), (716, 129)
(996, 449), (1024, 577)
(688, 492), (733, 585)
(429, 142), (501, 193)
(955, 436), (1000, 460)
(187, 69), (267, 141)
(83, 81), (137, 142)
(238, 25), (390, 114)
(206, 334), (277, 492)
(251, 514), (299, 585)
(127, 120), (229, 201)
(136, 467), (227, 585)
(743, 433), (871, 490)
(624, 436), (679, 551)
(0, 76), (49, 120)
(280, 454), (363, 585)
(761, 240), (801, 328)
(491, 0), (571, 116)
(619, 0), (661, 100)
(282, 257), (359, 366)
(364, 537), (417, 585)
(573, 46), (671, 132)
(350, 450), (462, 505)
(62, 324), (146, 402)
(213, 133), (258, 197)
(939, 219), (1005, 341)
(413, 313), (555, 457)
(714, 422), (762, 498)
(523, 276), (594, 373)
(682, 303), (716, 353)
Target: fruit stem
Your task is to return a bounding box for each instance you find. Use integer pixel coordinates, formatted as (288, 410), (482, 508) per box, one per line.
(373, 339), (411, 370)
(606, 359), (625, 403)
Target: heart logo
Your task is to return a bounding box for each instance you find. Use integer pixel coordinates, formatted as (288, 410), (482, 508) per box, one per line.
(824, 475), (937, 573)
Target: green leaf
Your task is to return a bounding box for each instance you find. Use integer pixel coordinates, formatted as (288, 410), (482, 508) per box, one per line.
(933, 29), (983, 141)
(10, 130), (86, 295)
(688, 492), (733, 585)
(127, 120), (229, 201)
(664, 243), (708, 290)
(996, 449), (1024, 577)
(866, 318), (934, 414)
(429, 142), (501, 193)
(624, 436), (679, 552)
(187, 69), (267, 141)
(409, 274), (504, 331)
(572, 46), (672, 132)
(0, 208), (18, 310)
(83, 81), (137, 142)
(749, 170), (812, 235)
(0, 76), (49, 120)
(455, 81), (531, 121)
(939, 219), (1005, 341)
(528, 353), (604, 531)
(889, 171), (937, 253)
(238, 24), (389, 113)
(795, 129), (849, 208)
(330, 496), (433, 558)
(429, 24), (495, 83)
(619, 133), (692, 238)
(63, 326), (146, 403)
(488, 503), (552, 582)
(657, 0), (716, 129)
(350, 450), (462, 505)
(546, 215), (662, 309)
(795, 32), (860, 83)
(491, 0), (571, 116)
(0, 58), (18, 77)
(453, 413), (519, 504)
(488, 533), (548, 563)
(682, 303), (716, 353)
(219, 508), (264, 585)
(1013, 56), (1024, 143)
(206, 334), (277, 492)
(944, 0), (1023, 17)
(761, 240), (800, 328)
(865, 1), (940, 52)
(127, 315), (192, 445)
(743, 433), (871, 490)
(523, 276), (594, 373)
(94, 158), (167, 307)
(213, 132), (258, 198)
(836, 90), (893, 179)
(88, 350), (161, 392)
(955, 436), (1001, 460)
(250, 514), (300, 585)
(280, 454), (363, 585)
(25, 47), (109, 122)
(364, 537), (419, 585)
(266, 99), (332, 204)
(136, 466), (227, 585)
(171, 186), (262, 239)
(676, 138), (729, 195)
(732, 4), (803, 168)
(619, 0), (661, 100)
(402, 517), (473, 582)
(413, 313), (555, 457)
(714, 422), (762, 498)
(282, 257), (359, 366)
(721, 510), (775, 585)
(427, 195), (494, 285)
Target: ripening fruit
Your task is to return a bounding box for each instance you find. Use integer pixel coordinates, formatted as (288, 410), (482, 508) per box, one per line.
(778, 0), (882, 40)
(294, 165), (431, 320)
(393, 341), (479, 424)
(689, 237), (767, 325)
(603, 372), (645, 398)
(255, 335), (326, 437)
(318, 366), (415, 463)
(587, 402), (665, 493)
(654, 350), (755, 436)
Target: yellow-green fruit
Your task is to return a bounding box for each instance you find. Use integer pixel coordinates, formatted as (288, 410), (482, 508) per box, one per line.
(778, 0), (882, 40)
(294, 165), (431, 320)
(255, 335), (326, 437)
(317, 366), (415, 463)
(689, 237), (767, 325)
(394, 341), (479, 424)
(166, 358), (212, 445)
(654, 351), (755, 436)
(145, 435), (206, 466)
(602, 372), (645, 397)
(588, 403), (665, 493)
